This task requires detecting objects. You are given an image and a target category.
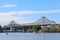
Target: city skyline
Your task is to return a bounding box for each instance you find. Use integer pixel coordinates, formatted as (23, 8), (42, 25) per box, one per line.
(0, 0), (60, 25)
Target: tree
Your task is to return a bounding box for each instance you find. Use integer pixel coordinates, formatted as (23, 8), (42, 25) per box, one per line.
(32, 25), (37, 32)
(27, 29), (33, 32)
(56, 25), (60, 32)
(0, 25), (3, 32)
(49, 25), (57, 32)
(41, 27), (48, 32)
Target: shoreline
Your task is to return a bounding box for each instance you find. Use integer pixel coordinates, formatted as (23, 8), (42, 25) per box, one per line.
(0, 32), (60, 33)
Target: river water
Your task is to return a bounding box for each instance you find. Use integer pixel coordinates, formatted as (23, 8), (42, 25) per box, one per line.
(0, 33), (60, 40)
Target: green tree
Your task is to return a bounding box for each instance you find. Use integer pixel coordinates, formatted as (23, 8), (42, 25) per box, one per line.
(0, 25), (3, 32)
(32, 25), (37, 32)
(49, 25), (57, 32)
(27, 29), (33, 32)
(41, 27), (48, 32)
(56, 25), (60, 32)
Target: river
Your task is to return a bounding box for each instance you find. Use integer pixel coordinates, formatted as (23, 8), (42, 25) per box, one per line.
(0, 33), (60, 40)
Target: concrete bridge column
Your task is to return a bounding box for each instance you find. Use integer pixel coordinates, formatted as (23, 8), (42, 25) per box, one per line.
(10, 27), (13, 31)
(10, 27), (15, 32)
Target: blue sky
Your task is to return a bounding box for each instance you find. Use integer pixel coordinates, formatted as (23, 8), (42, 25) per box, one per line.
(0, 0), (60, 25)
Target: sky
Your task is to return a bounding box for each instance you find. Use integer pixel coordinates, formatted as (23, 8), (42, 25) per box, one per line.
(0, 0), (60, 26)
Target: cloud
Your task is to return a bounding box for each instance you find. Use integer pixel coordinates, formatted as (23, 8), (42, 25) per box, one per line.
(0, 11), (33, 26)
(0, 4), (16, 8)
(10, 10), (60, 15)
(0, 10), (60, 26)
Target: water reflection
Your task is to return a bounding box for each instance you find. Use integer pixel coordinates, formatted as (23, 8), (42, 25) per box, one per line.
(0, 33), (60, 40)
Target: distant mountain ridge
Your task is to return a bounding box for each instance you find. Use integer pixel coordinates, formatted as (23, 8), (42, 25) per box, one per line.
(33, 16), (56, 25)
(5, 16), (56, 27)
(6, 20), (20, 27)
